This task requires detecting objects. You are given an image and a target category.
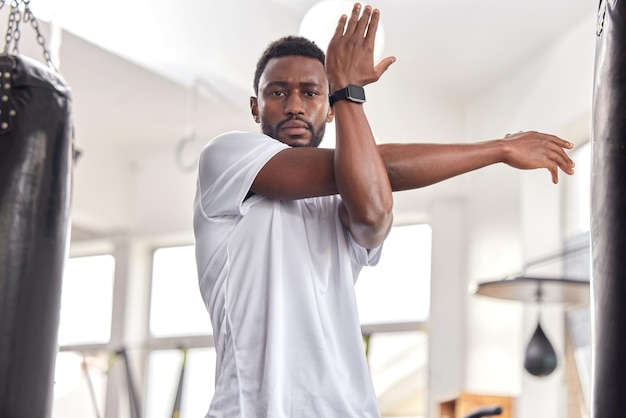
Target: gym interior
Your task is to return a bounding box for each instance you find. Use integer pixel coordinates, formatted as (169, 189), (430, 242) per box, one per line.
(1, 1), (614, 417)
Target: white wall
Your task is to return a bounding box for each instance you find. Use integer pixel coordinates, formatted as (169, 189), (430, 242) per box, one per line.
(72, 141), (134, 234)
(456, 11), (596, 418)
(128, 142), (199, 237)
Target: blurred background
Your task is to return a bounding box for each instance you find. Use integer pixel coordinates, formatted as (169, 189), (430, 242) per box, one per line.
(8, 0), (596, 417)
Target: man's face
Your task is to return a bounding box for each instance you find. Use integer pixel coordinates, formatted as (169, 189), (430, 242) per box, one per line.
(251, 56), (334, 148)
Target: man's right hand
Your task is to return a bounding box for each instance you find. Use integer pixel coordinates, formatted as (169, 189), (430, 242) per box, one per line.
(325, 2), (396, 92)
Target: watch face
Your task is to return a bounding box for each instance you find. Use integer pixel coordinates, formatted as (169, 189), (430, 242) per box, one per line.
(347, 85), (366, 102)
(329, 84), (366, 105)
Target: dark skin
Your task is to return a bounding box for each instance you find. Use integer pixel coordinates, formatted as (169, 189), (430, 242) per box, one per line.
(250, 3), (575, 250)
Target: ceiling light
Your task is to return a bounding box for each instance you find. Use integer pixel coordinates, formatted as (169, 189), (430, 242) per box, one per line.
(299, 0), (386, 62)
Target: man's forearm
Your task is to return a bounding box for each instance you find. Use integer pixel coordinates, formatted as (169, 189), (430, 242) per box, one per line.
(379, 141), (506, 191)
(379, 132), (575, 190)
(334, 102), (394, 248)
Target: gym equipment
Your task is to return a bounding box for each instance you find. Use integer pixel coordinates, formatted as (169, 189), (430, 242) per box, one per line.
(463, 405), (503, 418)
(471, 275), (589, 377)
(171, 346), (188, 418)
(591, 0), (626, 417)
(0, 1), (74, 417)
(116, 348), (142, 418)
(523, 319), (558, 377)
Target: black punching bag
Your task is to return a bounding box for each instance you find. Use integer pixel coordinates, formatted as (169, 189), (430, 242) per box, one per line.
(591, 1), (626, 417)
(0, 53), (73, 417)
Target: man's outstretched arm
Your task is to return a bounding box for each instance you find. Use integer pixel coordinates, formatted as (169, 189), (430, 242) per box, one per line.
(380, 131), (575, 190)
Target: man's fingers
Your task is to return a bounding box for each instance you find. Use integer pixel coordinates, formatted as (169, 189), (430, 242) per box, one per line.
(543, 132), (574, 150)
(333, 14), (348, 39)
(344, 3), (362, 35)
(374, 56), (397, 78)
(327, 3), (393, 86)
(365, 8), (381, 42)
(556, 157), (575, 175)
(343, 3), (377, 40)
(545, 139), (576, 172)
(541, 146), (574, 184)
(355, 5), (373, 37)
(560, 152), (576, 174)
(562, 139), (575, 149)
(550, 165), (559, 184)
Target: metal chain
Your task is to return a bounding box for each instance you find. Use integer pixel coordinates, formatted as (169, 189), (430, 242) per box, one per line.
(3, 2), (16, 55)
(23, 2), (55, 68)
(1, 0), (57, 70)
(0, 0), (12, 12)
(10, 3), (21, 55)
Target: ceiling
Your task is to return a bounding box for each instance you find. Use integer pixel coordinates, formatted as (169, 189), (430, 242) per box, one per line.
(2, 0), (596, 238)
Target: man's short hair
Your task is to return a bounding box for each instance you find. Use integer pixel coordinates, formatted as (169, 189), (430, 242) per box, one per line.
(253, 36), (326, 95)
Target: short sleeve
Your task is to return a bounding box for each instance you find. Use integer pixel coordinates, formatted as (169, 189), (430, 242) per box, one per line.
(348, 233), (383, 267)
(195, 131), (288, 218)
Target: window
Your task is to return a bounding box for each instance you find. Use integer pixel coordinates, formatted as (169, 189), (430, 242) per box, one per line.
(369, 331), (428, 417)
(144, 348), (216, 418)
(57, 254), (115, 346)
(356, 223), (432, 418)
(149, 245), (212, 337)
(356, 223), (432, 324)
(53, 254), (115, 418)
(53, 351), (109, 418)
(146, 245), (215, 417)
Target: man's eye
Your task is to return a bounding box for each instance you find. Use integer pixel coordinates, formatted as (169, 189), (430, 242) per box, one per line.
(305, 91), (318, 97)
(271, 91), (285, 97)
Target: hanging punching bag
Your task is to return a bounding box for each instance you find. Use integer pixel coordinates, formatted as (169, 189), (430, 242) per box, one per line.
(0, 36), (73, 418)
(591, 1), (626, 417)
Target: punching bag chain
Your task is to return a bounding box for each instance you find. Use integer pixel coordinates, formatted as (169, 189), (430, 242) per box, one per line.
(0, 0), (56, 71)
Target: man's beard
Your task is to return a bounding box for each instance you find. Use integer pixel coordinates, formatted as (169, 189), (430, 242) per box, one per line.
(262, 116), (325, 148)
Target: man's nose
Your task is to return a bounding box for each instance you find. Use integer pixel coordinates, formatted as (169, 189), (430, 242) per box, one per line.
(284, 93), (305, 115)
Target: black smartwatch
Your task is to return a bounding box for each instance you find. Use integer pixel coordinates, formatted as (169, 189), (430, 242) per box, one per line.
(329, 84), (366, 106)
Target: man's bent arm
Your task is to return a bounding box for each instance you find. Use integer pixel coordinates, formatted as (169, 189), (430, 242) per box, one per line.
(325, 4), (394, 249)
(332, 100), (393, 249)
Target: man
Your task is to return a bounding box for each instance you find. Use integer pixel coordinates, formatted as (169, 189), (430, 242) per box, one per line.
(193, 3), (575, 417)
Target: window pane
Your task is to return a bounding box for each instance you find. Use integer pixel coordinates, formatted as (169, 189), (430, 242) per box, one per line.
(150, 245), (212, 337)
(369, 331), (428, 418)
(144, 348), (216, 418)
(58, 255), (115, 345)
(356, 224), (432, 324)
(52, 351), (109, 418)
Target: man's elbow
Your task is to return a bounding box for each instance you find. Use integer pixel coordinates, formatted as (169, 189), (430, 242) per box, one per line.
(353, 210), (394, 249)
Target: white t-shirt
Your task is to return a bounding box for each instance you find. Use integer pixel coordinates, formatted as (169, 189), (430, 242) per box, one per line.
(194, 131), (383, 418)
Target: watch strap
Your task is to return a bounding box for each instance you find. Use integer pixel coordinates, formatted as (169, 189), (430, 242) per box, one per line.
(329, 84), (366, 106)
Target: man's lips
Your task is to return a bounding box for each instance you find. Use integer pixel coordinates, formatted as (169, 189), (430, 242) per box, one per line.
(280, 120), (310, 136)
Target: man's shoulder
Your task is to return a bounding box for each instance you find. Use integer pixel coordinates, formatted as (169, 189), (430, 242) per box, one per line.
(209, 130), (270, 145)
(200, 131), (286, 163)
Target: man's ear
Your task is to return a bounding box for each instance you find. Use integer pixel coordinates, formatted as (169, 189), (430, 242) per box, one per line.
(326, 103), (334, 123)
(250, 96), (260, 123)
